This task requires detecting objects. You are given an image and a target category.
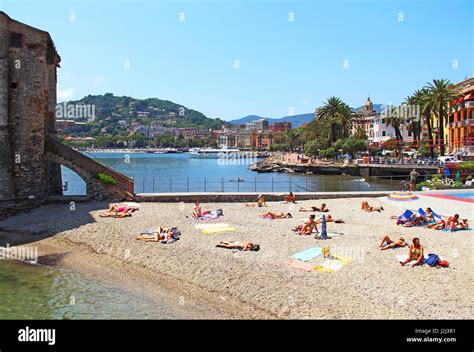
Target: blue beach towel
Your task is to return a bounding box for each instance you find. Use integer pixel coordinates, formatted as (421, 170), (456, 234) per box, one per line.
(432, 211), (442, 220)
(291, 247), (323, 262)
(398, 209), (415, 220)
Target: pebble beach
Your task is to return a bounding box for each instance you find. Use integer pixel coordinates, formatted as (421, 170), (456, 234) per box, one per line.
(0, 193), (472, 319)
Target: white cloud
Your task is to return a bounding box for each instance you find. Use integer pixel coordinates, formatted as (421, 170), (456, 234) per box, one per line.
(57, 87), (75, 102)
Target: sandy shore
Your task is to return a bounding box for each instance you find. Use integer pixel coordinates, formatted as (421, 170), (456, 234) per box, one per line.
(0, 194), (473, 319)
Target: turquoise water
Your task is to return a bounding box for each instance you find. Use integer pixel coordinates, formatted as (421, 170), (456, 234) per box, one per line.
(62, 152), (396, 195)
(444, 193), (474, 198)
(0, 260), (183, 319)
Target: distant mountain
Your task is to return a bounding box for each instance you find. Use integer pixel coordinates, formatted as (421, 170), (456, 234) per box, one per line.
(230, 115), (269, 125)
(230, 103), (385, 128)
(230, 113), (314, 128)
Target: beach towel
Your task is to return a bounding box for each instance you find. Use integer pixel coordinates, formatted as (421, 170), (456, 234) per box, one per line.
(397, 209), (414, 221)
(291, 247), (322, 262)
(332, 255), (353, 264)
(287, 259), (314, 272)
(396, 254), (428, 266)
(195, 223), (230, 229)
(196, 214), (223, 221)
(202, 226), (235, 234)
(431, 211), (443, 220)
(442, 227), (473, 232)
(314, 259), (345, 273)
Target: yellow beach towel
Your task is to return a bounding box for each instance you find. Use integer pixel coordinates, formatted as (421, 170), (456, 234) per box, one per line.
(202, 226), (236, 235)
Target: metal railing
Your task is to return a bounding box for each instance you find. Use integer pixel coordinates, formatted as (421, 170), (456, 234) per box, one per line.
(133, 174), (437, 193)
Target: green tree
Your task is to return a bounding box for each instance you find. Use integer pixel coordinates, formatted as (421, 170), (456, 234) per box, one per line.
(425, 79), (460, 156)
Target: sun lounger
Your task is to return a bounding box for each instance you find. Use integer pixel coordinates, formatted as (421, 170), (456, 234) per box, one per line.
(291, 247), (322, 262)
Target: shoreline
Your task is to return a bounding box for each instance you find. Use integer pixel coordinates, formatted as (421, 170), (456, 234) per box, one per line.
(0, 231), (270, 319)
(1, 194), (473, 319)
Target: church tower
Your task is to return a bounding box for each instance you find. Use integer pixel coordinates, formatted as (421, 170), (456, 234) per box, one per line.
(364, 96), (374, 116)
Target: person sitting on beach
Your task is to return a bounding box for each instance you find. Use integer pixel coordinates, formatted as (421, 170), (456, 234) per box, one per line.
(299, 203), (329, 212)
(216, 241), (260, 251)
(246, 194), (267, 207)
(409, 207), (435, 226)
(192, 201), (202, 218)
(293, 214), (318, 235)
(379, 235), (407, 250)
(446, 214), (460, 230)
(284, 192), (297, 203)
(361, 201), (384, 212)
(261, 211), (292, 219)
(400, 237), (424, 267)
(450, 219), (469, 231)
(136, 227), (181, 243)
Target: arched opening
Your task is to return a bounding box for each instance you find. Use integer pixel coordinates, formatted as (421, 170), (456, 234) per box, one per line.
(60, 165), (87, 195)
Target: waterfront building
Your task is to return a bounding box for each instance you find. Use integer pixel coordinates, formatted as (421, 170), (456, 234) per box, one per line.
(270, 121), (292, 132)
(446, 77), (474, 154)
(246, 118), (269, 131)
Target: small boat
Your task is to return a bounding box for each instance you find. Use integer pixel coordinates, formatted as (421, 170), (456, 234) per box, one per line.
(190, 148), (242, 159)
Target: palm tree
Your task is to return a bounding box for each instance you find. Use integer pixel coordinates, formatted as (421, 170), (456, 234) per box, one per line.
(418, 88), (436, 157)
(405, 93), (422, 144)
(425, 79), (460, 156)
(317, 96), (353, 143)
(385, 105), (405, 150)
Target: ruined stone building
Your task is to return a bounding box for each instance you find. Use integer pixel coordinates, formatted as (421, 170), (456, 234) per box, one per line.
(0, 12), (133, 213)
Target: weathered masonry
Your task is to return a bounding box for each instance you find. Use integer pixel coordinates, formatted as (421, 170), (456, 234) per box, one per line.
(0, 12), (133, 213)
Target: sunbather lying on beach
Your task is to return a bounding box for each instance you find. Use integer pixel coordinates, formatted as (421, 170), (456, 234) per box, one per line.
(316, 214), (344, 224)
(100, 204), (138, 217)
(399, 237), (424, 267)
(246, 194), (267, 207)
(299, 203), (329, 212)
(284, 192), (297, 203)
(427, 214), (460, 230)
(136, 227), (181, 243)
(361, 201), (384, 212)
(292, 214), (318, 235)
(427, 219), (447, 230)
(261, 211), (292, 219)
(450, 219), (469, 231)
(379, 235), (407, 250)
(216, 241), (260, 251)
(109, 204), (138, 214)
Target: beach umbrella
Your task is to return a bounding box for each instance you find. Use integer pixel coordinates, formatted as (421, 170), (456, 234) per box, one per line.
(321, 215), (327, 240)
(387, 191), (419, 201)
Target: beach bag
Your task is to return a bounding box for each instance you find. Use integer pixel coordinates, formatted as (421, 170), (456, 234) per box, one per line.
(426, 254), (440, 267)
(216, 208), (223, 216)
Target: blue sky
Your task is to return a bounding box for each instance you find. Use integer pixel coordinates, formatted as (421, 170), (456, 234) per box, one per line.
(2, 0), (473, 121)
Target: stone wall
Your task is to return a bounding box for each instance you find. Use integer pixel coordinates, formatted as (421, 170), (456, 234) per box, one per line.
(0, 12), (61, 204)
